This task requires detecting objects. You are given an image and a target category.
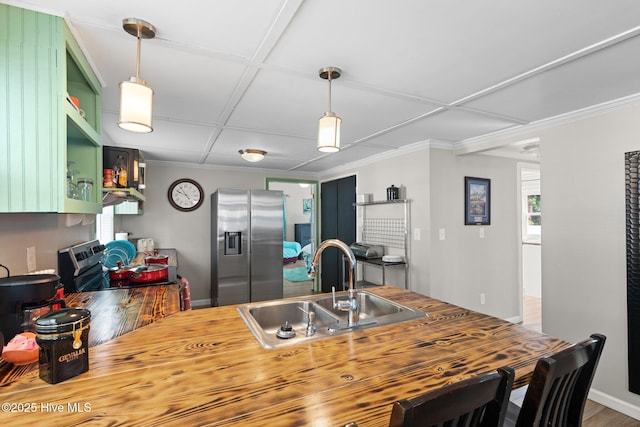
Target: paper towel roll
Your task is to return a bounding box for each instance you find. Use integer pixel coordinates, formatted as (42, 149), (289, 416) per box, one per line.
(115, 232), (128, 241)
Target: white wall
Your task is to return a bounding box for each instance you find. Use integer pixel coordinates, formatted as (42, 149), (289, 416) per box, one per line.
(522, 244), (541, 298)
(429, 149), (520, 318)
(0, 214), (95, 275)
(536, 104), (640, 416)
(322, 147), (430, 294)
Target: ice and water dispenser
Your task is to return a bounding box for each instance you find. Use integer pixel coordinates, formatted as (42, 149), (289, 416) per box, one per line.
(224, 232), (242, 255)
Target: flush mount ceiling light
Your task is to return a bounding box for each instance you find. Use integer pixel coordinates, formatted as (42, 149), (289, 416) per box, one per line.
(239, 149), (266, 162)
(317, 66), (342, 153)
(118, 18), (156, 133)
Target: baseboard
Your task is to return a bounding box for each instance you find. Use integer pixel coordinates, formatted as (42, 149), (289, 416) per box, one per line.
(588, 388), (640, 420)
(505, 316), (522, 324)
(192, 298), (212, 309)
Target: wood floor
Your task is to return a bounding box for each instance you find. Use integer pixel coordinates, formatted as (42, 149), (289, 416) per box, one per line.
(282, 259), (315, 298)
(522, 296), (639, 426)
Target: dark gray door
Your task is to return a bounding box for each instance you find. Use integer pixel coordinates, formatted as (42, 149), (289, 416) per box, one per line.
(320, 175), (356, 293)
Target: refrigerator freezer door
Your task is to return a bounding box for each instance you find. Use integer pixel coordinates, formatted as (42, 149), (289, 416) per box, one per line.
(250, 190), (284, 302)
(212, 189), (250, 306)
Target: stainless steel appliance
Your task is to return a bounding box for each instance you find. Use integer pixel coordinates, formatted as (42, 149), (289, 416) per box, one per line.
(350, 242), (384, 259)
(58, 240), (177, 292)
(211, 189), (284, 306)
(103, 146), (145, 190)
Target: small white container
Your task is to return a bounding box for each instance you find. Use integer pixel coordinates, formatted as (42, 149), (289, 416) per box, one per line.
(357, 193), (372, 203)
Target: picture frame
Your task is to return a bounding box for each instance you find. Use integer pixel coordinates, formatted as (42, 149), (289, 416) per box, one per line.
(302, 198), (312, 214)
(464, 176), (491, 225)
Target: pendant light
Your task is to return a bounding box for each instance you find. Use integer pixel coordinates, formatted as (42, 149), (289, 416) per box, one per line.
(118, 18), (156, 133)
(239, 149), (267, 162)
(317, 67), (342, 153)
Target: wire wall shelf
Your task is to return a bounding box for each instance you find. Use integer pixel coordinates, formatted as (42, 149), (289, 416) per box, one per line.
(362, 218), (406, 249)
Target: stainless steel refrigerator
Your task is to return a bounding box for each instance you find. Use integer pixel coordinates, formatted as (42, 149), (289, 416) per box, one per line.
(211, 188), (284, 306)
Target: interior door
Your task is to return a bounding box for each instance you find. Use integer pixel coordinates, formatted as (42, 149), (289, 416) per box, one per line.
(320, 175), (356, 292)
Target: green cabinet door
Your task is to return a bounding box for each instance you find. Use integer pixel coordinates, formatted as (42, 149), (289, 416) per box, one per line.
(0, 4), (102, 213)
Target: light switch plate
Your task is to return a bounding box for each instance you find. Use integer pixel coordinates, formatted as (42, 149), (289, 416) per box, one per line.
(439, 228), (445, 241)
(479, 227), (485, 238)
(414, 228), (421, 241)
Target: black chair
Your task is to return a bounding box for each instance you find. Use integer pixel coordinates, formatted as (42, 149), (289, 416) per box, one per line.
(504, 333), (606, 427)
(388, 366), (515, 427)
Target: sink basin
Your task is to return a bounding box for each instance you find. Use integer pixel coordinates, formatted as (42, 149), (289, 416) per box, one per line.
(238, 290), (427, 349)
(315, 291), (402, 319)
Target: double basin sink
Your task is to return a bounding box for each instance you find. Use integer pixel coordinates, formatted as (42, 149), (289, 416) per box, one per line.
(238, 289), (427, 349)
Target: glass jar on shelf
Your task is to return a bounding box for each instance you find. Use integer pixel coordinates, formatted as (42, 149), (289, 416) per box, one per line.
(77, 178), (93, 202)
(66, 161), (79, 199)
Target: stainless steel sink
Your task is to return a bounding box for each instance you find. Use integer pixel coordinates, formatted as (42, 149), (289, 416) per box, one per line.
(315, 291), (402, 319)
(238, 290), (427, 349)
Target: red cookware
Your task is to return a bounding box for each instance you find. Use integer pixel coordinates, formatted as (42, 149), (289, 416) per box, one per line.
(108, 261), (130, 280)
(128, 264), (168, 284)
(145, 250), (169, 265)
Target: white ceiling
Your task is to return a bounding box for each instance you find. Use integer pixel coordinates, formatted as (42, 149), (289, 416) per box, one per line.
(6, 0), (640, 173)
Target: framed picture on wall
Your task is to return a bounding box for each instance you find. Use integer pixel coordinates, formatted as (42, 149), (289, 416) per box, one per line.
(303, 198), (312, 214)
(464, 176), (491, 225)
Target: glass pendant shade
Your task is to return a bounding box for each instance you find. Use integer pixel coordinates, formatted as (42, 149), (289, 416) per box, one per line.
(317, 112), (341, 153)
(239, 149), (266, 162)
(118, 77), (154, 133)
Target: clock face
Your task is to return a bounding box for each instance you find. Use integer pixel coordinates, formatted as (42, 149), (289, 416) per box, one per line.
(168, 179), (204, 211)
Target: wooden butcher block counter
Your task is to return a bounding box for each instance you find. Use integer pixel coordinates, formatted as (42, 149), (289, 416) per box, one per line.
(0, 286), (569, 426)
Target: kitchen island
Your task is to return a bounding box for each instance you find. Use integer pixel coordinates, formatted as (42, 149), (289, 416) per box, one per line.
(0, 286), (569, 426)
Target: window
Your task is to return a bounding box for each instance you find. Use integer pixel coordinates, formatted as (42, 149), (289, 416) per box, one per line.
(526, 194), (541, 236)
(96, 205), (114, 244)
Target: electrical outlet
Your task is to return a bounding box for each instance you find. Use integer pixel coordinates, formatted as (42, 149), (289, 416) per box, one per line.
(27, 246), (36, 272)
(480, 293), (486, 305)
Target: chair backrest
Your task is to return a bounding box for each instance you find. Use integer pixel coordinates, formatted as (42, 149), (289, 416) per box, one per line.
(515, 333), (606, 427)
(388, 366), (515, 427)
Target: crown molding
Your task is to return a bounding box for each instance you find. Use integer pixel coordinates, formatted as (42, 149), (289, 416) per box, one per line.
(455, 93), (640, 155)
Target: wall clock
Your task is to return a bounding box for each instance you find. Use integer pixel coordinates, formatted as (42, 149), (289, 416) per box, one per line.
(168, 178), (204, 212)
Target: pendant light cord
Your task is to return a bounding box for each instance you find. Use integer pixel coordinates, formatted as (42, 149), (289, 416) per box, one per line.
(135, 25), (142, 79)
(327, 73), (332, 113)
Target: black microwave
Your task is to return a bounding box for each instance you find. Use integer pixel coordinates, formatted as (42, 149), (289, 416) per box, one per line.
(103, 146), (145, 190)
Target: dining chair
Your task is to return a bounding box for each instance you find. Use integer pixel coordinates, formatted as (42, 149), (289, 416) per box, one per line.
(503, 333), (606, 427)
(388, 366), (515, 427)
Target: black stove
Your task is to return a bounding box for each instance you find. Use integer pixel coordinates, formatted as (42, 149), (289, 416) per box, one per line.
(58, 240), (177, 293)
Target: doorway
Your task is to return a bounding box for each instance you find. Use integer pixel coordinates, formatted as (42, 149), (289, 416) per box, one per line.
(266, 178), (319, 297)
(518, 164), (541, 332)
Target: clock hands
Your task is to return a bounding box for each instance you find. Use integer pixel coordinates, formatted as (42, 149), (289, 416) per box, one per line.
(177, 187), (192, 201)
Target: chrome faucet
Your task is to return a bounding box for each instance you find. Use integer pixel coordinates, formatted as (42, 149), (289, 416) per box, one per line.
(308, 239), (359, 327)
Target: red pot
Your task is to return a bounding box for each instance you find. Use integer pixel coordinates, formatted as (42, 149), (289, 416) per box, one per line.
(145, 254), (169, 265)
(128, 264), (168, 284)
(109, 261), (130, 280)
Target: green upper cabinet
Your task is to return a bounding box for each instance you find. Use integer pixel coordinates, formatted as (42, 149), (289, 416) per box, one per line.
(0, 5), (102, 213)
